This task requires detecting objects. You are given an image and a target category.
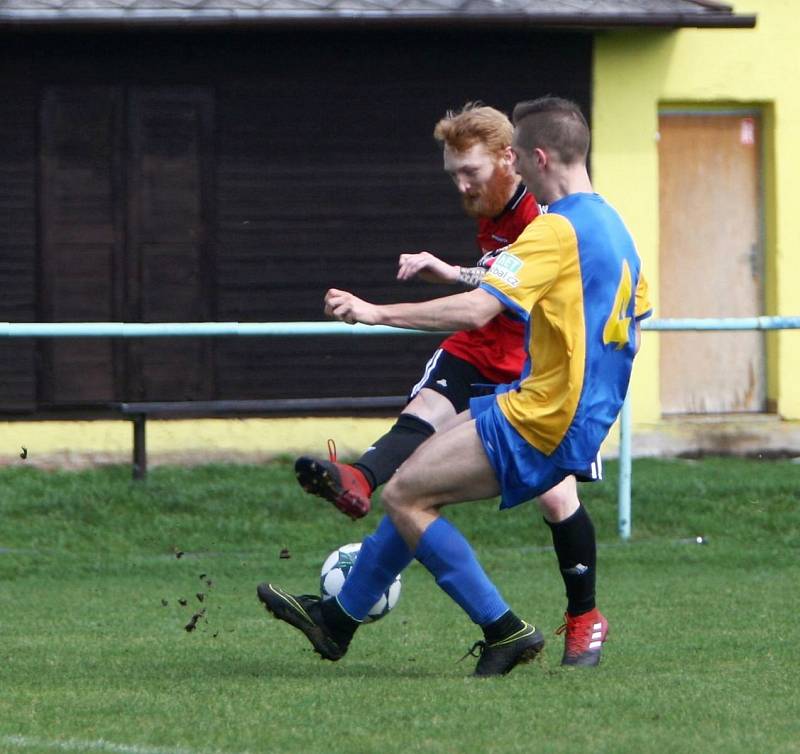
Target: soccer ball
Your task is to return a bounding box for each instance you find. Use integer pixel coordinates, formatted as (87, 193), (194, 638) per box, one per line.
(319, 542), (401, 623)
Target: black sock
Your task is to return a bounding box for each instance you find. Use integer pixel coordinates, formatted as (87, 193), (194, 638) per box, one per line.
(320, 596), (360, 645)
(546, 504), (597, 616)
(482, 610), (524, 644)
(353, 412), (435, 491)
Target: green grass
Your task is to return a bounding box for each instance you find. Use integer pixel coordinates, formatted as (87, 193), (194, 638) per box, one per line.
(1, 458), (798, 754)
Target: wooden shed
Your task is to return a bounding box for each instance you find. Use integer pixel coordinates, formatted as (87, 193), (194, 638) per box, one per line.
(0, 0), (753, 416)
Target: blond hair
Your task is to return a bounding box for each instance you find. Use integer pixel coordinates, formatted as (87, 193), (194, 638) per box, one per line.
(433, 102), (513, 155)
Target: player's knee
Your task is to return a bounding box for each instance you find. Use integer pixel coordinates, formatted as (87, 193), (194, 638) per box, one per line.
(407, 388), (457, 429)
(382, 470), (427, 519)
(537, 476), (579, 522)
(381, 476), (408, 518)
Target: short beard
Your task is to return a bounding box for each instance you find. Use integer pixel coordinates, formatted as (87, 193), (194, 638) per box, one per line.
(461, 166), (518, 219)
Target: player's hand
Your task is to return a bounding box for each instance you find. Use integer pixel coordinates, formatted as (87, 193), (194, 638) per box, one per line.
(324, 288), (379, 325)
(396, 252), (459, 284)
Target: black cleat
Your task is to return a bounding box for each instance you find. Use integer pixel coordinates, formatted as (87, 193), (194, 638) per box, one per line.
(257, 583), (348, 661)
(465, 622), (545, 677)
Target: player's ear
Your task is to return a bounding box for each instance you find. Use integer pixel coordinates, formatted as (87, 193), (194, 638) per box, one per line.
(500, 145), (514, 168)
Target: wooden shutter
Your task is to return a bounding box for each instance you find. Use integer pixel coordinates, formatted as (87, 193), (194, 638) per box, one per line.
(0, 90), (37, 409)
(124, 88), (215, 400)
(40, 86), (124, 404)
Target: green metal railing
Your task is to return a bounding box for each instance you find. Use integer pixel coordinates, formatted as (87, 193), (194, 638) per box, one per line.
(3, 316), (799, 539)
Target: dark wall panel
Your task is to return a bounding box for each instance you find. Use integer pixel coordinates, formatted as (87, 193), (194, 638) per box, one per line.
(0, 86), (37, 408)
(39, 86), (123, 403)
(212, 29), (593, 399)
(126, 87), (214, 400)
(0, 29), (592, 411)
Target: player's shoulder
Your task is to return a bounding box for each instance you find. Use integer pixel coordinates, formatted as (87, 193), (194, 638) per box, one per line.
(515, 211), (575, 249)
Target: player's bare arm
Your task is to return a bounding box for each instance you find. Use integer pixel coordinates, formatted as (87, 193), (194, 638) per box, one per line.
(396, 252), (487, 289)
(396, 252), (459, 284)
(324, 287), (504, 331)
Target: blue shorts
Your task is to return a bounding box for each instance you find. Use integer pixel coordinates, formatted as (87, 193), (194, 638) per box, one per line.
(470, 393), (601, 509)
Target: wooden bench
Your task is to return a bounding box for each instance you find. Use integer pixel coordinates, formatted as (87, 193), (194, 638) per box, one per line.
(116, 397), (406, 479)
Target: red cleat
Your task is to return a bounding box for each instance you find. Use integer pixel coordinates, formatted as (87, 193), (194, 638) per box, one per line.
(294, 440), (372, 519)
(555, 607), (609, 667)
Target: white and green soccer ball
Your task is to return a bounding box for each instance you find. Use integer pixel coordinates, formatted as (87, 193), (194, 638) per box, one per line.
(319, 542), (401, 623)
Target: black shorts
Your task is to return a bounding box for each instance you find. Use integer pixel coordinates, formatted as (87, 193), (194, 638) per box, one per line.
(407, 349), (496, 414)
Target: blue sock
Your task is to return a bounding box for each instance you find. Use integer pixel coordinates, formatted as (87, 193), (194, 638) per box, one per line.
(414, 517), (509, 625)
(337, 515), (414, 621)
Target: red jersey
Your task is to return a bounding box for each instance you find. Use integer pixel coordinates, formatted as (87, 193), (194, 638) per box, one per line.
(441, 183), (539, 383)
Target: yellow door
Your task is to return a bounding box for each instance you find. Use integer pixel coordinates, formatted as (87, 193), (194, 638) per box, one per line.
(658, 111), (765, 414)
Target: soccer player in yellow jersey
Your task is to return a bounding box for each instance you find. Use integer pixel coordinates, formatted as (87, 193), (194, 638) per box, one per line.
(258, 97), (652, 676)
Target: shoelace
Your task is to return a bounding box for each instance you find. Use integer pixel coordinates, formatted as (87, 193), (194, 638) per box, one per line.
(323, 436), (370, 520)
(458, 640), (486, 663)
(555, 614), (596, 654)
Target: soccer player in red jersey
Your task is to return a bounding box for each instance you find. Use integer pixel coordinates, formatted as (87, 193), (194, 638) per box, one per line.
(295, 103), (539, 518)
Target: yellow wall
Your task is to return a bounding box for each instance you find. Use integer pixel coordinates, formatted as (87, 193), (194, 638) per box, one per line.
(0, 417), (395, 469)
(594, 0), (800, 422)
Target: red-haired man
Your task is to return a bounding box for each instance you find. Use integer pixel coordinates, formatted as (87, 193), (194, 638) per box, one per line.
(296, 103), (538, 518)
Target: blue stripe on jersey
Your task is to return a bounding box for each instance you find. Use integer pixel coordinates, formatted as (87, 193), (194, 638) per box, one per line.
(548, 193), (641, 468)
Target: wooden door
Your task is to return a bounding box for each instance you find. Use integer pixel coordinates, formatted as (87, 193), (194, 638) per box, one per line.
(126, 88), (214, 400)
(39, 85), (214, 404)
(40, 87), (124, 403)
(0, 89), (37, 410)
(658, 112), (765, 414)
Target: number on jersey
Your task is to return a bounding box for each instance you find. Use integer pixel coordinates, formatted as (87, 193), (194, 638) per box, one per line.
(603, 260), (632, 349)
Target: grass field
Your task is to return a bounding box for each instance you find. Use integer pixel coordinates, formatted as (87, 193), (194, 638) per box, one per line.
(1, 457), (798, 754)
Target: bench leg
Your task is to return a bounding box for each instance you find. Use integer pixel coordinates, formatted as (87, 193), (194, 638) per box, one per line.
(132, 414), (147, 480)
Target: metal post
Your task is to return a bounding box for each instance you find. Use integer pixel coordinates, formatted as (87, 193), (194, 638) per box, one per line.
(618, 390), (632, 541)
(132, 414), (147, 481)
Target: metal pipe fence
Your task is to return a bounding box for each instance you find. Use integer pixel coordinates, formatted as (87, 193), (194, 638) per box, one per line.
(0, 322), (430, 337)
(617, 315), (800, 539)
(3, 316), (799, 538)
